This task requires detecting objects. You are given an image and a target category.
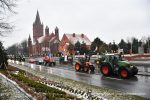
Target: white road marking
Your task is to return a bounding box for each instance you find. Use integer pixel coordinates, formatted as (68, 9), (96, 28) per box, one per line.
(105, 76), (123, 81)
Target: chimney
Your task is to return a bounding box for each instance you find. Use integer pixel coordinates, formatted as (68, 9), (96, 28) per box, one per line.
(81, 34), (84, 38)
(73, 33), (75, 37)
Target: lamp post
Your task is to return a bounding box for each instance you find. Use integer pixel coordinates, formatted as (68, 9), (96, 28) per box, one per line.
(129, 38), (132, 55)
(148, 38), (150, 53)
(131, 42), (132, 54)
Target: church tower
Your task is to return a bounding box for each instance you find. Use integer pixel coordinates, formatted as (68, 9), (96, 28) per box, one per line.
(33, 10), (43, 42)
(55, 26), (59, 40)
(45, 26), (49, 36)
(28, 35), (32, 56)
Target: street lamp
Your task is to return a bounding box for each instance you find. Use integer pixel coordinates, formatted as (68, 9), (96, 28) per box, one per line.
(148, 38), (150, 53)
(131, 42), (132, 54)
(128, 38), (133, 55)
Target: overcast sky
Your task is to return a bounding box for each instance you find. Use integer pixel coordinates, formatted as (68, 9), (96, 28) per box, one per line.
(1, 0), (150, 47)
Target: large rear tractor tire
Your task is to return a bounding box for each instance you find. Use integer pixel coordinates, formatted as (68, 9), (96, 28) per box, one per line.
(100, 64), (112, 76)
(119, 68), (131, 79)
(75, 63), (81, 72)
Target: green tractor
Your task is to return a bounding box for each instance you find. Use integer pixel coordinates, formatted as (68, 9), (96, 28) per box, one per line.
(97, 53), (138, 79)
(59, 55), (73, 65)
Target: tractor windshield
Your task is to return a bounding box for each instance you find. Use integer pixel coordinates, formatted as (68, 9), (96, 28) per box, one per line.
(112, 55), (123, 61)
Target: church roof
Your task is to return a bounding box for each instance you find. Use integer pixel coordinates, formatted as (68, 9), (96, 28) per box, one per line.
(65, 33), (91, 45)
(37, 33), (55, 43)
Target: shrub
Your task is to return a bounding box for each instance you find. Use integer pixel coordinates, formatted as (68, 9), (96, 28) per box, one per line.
(11, 72), (70, 99)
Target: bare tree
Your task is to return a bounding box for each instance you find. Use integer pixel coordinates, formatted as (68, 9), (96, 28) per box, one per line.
(0, 0), (16, 36)
(0, 0), (16, 69)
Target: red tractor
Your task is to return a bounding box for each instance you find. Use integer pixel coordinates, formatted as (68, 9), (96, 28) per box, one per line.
(75, 55), (95, 73)
(43, 56), (56, 66)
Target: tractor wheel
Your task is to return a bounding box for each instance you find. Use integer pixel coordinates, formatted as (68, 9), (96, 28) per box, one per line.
(49, 62), (52, 66)
(100, 64), (112, 76)
(53, 62), (56, 66)
(119, 68), (131, 79)
(131, 67), (138, 76)
(83, 66), (89, 73)
(75, 63), (81, 71)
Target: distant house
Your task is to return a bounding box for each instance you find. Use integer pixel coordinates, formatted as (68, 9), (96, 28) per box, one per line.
(28, 11), (60, 56)
(59, 33), (91, 55)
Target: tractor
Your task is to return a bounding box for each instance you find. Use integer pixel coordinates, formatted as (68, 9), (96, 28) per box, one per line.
(97, 53), (138, 79)
(59, 55), (73, 65)
(43, 56), (56, 66)
(75, 54), (95, 73)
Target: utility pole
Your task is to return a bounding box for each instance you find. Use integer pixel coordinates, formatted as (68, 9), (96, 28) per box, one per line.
(131, 43), (132, 54)
(148, 38), (150, 53)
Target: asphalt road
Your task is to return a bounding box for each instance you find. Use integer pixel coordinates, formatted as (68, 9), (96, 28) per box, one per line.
(11, 61), (150, 99)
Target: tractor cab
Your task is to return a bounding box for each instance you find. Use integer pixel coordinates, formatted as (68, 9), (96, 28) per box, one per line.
(101, 53), (126, 66)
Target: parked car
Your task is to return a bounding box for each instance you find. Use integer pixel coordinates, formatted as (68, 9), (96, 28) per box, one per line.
(28, 58), (36, 63)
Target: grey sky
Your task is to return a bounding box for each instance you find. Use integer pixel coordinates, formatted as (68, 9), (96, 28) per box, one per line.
(2, 0), (150, 47)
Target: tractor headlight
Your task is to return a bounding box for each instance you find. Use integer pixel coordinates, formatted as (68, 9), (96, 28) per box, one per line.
(130, 65), (133, 68)
(96, 61), (99, 64)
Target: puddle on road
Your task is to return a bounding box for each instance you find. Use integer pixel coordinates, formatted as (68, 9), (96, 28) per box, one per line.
(137, 66), (150, 73)
(20, 62), (150, 85)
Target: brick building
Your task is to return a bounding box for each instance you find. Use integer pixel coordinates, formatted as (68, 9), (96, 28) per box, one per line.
(28, 11), (60, 56)
(59, 33), (91, 55)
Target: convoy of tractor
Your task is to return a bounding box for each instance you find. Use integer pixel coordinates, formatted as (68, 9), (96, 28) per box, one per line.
(74, 53), (138, 78)
(11, 52), (138, 79)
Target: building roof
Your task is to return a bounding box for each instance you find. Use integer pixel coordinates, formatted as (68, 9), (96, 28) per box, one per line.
(37, 33), (55, 44)
(65, 33), (91, 45)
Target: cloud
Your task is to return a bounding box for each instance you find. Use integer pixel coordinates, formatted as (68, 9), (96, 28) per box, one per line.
(2, 0), (150, 47)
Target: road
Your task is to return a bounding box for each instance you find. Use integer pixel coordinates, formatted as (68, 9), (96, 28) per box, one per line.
(10, 61), (150, 99)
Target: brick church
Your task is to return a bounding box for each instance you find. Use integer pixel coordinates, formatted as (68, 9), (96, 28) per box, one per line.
(28, 11), (60, 56)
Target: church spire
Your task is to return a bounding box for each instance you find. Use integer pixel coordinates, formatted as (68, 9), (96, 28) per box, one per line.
(28, 35), (31, 40)
(34, 10), (41, 24)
